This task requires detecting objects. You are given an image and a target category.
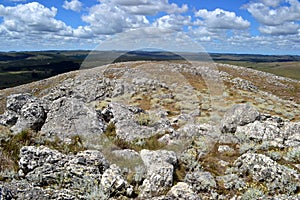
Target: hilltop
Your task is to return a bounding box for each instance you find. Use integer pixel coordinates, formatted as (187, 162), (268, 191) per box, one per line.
(0, 60), (299, 199)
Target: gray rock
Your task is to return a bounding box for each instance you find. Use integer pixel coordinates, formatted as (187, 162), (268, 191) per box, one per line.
(109, 103), (171, 142)
(10, 102), (46, 133)
(18, 146), (110, 194)
(140, 149), (178, 198)
(232, 153), (300, 194)
(100, 164), (133, 197)
(221, 104), (260, 133)
(232, 77), (258, 92)
(19, 146), (65, 175)
(6, 93), (36, 114)
(0, 93), (37, 127)
(1, 180), (78, 200)
(0, 110), (18, 126)
(112, 149), (140, 160)
(167, 182), (200, 200)
(282, 122), (300, 147)
(140, 163), (174, 198)
(140, 149), (177, 167)
(216, 174), (245, 190)
(184, 171), (216, 192)
(0, 186), (13, 200)
(236, 121), (283, 147)
(41, 97), (105, 139)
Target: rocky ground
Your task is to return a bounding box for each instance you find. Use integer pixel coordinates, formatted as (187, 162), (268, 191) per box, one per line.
(0, 61), (299, 199)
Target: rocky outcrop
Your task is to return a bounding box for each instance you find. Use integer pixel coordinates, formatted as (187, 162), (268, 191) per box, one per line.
(7, 145), (136, 199)
(231, 153), (300, 194)
(221, 104), (260, 133)
(0, 61), (299, 199)
(140, 149), (177, 198)
(41, 97), (105, 139)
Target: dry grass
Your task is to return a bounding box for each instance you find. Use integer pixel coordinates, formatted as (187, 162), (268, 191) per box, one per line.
(218, 64), (300, 104)
(199, 143), (240, 176)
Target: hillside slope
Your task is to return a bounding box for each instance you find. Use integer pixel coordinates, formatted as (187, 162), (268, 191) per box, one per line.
(0, 61), (299, 199)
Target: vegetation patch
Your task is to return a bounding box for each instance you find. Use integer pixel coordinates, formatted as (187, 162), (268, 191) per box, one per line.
(1, 129), (35, 171)
(199, 142), (240, 176)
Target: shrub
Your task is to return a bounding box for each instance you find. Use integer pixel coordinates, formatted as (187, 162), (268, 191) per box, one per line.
(1, 129), (34, 170)
(241, 188), (264, 200)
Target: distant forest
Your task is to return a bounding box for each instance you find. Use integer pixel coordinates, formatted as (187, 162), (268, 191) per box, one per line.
(0, 50), (299, 89)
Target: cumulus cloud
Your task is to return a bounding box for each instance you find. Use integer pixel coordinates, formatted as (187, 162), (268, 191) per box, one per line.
(0, 2), (72, 35)
(63, 0), (82, 12)
(260, 0), (283, 7)
(195, 8), (250, 30)
(153, 14), (191, 31)
(100, 0), (188, 15)
(259, 22), (300, 35)
(245, 0), (300, 36)
(245, 0), (300, 26)
(82, 3), (149, 35)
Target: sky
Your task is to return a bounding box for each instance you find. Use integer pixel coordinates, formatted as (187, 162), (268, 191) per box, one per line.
(0, 0), (299, 55)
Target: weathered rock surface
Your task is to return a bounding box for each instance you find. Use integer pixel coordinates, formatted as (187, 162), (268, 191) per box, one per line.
(108, 103), (172, 141)
(10, 102), (46, 133)
(140, 149), (178, 198)
(221, 104), (260, 133)
(231, 153), (300, 194)
(0, 61), (299, 199)
(167, 182), (200, 200)
(0, 94), (40, 129)
(41, 97), (105, 139)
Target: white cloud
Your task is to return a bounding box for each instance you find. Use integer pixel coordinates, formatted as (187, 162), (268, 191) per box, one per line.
(245, 0), (300, 26)
(0, 2), (72, 34)
(195, 8), (250, 30)
(63, 0), (82, 12)
(153, 14), (191, 31)
(260, 0), (283, 7)
(82, 3), (149, 35)
(99, 0), (188, 15)
(259, 22), (300, 35)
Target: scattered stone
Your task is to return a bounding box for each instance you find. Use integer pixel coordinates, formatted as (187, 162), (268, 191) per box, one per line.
(232, 77), (258, 92)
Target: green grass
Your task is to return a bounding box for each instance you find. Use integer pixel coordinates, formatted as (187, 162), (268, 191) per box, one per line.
(218, 61), (300, 80)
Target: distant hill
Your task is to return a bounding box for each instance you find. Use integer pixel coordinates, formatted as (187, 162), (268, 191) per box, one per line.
(0, 50), (299, 89)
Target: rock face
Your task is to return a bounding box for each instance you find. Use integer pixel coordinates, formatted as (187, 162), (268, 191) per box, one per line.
(41, 97), (105, 139)
(221, 104), (260, 133)
(232, 153), (300, 194)
(13, 145), (135, 199)
(10, 102), (46, 133)
(0, 61), (300, 199)
(139, 149), (177, 198)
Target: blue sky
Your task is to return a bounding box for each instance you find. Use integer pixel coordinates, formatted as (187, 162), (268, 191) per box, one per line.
(0, 0), (299, 55)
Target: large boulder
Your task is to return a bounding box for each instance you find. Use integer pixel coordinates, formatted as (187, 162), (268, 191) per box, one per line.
(0, 93), (37, 127)
(221, 104), (260, 133)
(10, 102), (46, 133)
(108, 103), (171, 142)
(232, 153), (300, 194)
(139, 149), (178, 198)
(41, 97), (105, 139)
(14, 145), (142, 199)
